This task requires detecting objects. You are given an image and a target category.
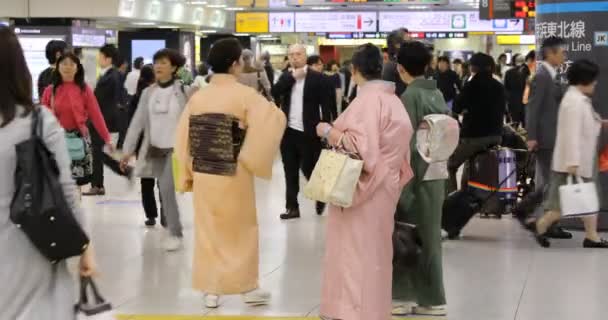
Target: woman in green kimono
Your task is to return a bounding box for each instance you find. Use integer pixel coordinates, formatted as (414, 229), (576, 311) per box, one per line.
(392, 41), (452, 317)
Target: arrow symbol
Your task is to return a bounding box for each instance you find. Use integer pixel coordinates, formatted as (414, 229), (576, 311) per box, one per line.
(365, 18), (374, 26)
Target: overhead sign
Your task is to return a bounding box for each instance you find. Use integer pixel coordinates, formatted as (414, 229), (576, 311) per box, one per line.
(410, 32), (468, 39)
(379, 11), (523, 32)
(269, 12), (295, 32)
(480, 0), (512, 19)
(235, 12), (269, 33)
(295, 11), (377, 32)
(287, 0), (447, 5)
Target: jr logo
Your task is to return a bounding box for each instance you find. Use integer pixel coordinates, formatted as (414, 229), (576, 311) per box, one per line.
(595, 32), (608, 46)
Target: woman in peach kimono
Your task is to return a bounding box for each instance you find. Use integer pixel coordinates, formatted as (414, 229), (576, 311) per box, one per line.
(174, 38), (286, 308)
(316, 44), (414, 320)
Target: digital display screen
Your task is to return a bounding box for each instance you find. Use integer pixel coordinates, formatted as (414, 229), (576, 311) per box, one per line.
(513, 1), (536, 18)
(132, 40), (166, 65)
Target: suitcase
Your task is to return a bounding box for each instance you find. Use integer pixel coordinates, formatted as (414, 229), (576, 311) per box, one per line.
(468, 148), (518, 216)
(441, 190), (481, 239)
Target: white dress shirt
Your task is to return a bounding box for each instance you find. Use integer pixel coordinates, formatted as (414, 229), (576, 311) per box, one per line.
(288, 66), (307, 131)
(124, 69), (141, 95)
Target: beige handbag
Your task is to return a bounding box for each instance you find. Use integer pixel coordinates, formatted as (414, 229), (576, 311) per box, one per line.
(303, 137), (364, 208)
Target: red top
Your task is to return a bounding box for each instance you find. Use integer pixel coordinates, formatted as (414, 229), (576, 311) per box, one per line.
(41, 82), (111, 144)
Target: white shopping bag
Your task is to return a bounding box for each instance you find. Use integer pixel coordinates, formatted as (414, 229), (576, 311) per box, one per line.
(559, 175), (599, 218)
(76, 277), (116, 320)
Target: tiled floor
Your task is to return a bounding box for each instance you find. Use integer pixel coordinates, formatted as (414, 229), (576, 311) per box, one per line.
(82, 161), (608, 320)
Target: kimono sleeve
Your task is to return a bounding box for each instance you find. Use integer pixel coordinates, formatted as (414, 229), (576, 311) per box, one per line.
(334, 99), (387, 207)
(239, 92), (287, 180)
(173, 97), (195, 192)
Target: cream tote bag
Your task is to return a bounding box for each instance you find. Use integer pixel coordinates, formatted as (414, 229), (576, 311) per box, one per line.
(303, 146), (364, 208)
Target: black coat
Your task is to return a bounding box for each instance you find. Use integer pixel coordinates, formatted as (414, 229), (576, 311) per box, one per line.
(504, 64), (530, 109)
(272, 69), (336, 137)
(94, 68), (123, 133)
(454, 74), (506, 138)
(435, 69), (462, 102)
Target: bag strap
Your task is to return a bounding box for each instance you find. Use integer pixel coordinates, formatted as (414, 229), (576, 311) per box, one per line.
(79, 276), (107, 305)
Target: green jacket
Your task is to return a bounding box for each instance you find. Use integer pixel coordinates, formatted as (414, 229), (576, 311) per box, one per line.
(401, 78), (449, 180)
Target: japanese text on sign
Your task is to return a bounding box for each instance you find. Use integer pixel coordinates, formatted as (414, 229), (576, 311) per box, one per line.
(535, 20), (585, 39)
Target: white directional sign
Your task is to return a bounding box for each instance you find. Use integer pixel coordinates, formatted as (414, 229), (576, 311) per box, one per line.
(269, 12), (295, 32)
(295, 12), (377, 33)
(379, 11), (523, 33)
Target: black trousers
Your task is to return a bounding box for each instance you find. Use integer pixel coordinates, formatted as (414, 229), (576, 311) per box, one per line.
(508, 103), (526, 128)
(141, 178), (165, 223)
(90, 124), (128, 189)
(280, 128), (322, 210)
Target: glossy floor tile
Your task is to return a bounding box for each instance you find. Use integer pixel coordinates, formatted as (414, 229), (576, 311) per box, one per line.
(81, 162), (608, 320)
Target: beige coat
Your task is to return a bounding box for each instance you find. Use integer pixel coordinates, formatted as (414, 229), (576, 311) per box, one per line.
(552, 86), (602, 178)
(174, 74), (286, 294)
(238, 70), (272, 100)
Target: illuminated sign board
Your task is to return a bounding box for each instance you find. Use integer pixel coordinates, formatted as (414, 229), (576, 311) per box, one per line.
(513, 1), (536, 18)
(295, 11), (377, 32)
(269, 12), (295, 32)
(379, 11), (523, 32)
(235, 12), (269, 33)
(287, 0), (447, 4)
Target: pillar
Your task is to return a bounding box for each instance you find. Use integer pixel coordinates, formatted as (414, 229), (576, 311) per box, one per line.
(536, 0), (608, 229)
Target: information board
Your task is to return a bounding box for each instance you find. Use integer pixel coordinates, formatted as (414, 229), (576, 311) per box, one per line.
(269, 12), (295, 32)
(287, 0), (447, 5)
(295, 12), (377, 32)
(235, 12), (269, 33)
(379, 11), (523, 32)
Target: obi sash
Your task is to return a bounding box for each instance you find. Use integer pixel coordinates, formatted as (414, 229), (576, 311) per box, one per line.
(189, 113), (246, 176)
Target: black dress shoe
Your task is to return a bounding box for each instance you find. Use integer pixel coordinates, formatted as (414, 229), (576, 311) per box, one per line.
(534, 224), (551, 248)
(583, 238), (608, 248)
(145, 219), (156, 227)
(546, 225), (573, 239)
(280, 208), (301, 220)
(316, 202), (326, 216)
(82, 187), (105, 196)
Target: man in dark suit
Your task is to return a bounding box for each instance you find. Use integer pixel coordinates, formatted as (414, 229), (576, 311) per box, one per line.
(516, 37), (572, 239)
(504, 52), (534, 128)
(83, 44), (131, 196)
(272, 44), (336, 220)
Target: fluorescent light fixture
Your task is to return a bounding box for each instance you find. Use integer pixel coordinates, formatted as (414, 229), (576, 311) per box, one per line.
(259, 37), (279, 41)
(234, 33), (250, 37)
(311, 6), (331, 10)
(200, 29), (217, 33)
(132, 22), (156, 26)
(257, 34), (275, 38)
(207, 4), (227, 8)
(158, 25), (179, 29)
(188, 1), (208, 4)
(225, 7), (245, 11)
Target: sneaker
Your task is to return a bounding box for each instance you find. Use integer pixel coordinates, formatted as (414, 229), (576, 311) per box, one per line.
(414, 305), (447, 316)
(204, 294), (220, 308)
(163, 236), (184, 252)
(242, 288), (271, 305)
(392, 301), (417, 316)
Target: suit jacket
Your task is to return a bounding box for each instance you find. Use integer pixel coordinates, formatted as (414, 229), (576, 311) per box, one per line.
(271, 69), (336, 136)
(504, 64), (529, 109)
(94, 68), (123, 133)
(526, 63), (567, 150)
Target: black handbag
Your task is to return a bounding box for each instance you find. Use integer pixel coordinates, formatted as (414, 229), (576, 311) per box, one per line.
(75, 277), (112, 316)
(10, 108), (90, 263)
(392, 221), (422, 270)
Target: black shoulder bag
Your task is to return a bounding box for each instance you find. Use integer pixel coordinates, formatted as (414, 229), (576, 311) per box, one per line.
(10, 108), (90, 263)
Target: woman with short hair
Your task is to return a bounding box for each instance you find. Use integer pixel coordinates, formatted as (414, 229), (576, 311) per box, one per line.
(121, 49), (189, 251)
(317, 43), (414, 320)
(237, 49), (272, 100)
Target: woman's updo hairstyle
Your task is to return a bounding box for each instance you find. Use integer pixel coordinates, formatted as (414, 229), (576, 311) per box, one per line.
(351, 43), (383, 81)
(207, 38), (243, 74)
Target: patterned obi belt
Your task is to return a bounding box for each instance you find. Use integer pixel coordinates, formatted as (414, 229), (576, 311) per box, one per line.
(189, 113), (246, 176)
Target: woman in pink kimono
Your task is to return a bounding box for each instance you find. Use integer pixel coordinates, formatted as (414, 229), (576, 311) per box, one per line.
(316, 44), (414, 320)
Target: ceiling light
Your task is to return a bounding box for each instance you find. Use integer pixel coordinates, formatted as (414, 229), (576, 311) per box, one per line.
(234, 33), (250, 37)
(225, 7), (245, 11)
(200, 29), (217, 33)
(188, 1), (207, 4)
(207, 4), (227, 8)
(158, 25), (179, 29)
(311, 6), (331, 10)
(257, 34), (275, 38)
(132, 22), (156, 26)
